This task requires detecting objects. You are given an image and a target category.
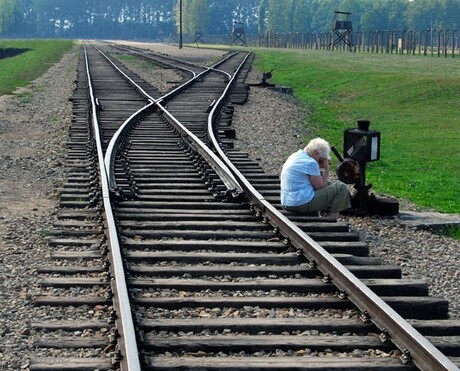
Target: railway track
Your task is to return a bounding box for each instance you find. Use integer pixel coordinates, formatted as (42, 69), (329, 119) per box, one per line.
(29, 43), (460, 370)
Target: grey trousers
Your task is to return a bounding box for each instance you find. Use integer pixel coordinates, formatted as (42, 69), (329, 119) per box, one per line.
(284, 182), (351, 214)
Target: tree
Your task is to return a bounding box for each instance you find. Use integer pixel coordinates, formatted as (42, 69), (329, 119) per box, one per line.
(310, 0), (341, 32)
(3, 0), (459, 39)
(0, 0), (25, 35)
(190, 0), (208, 34)
(266, 0), (290, 33)
(257, 0), (268, 33)
(174, 0), (208, 36)
(292, 0), (313, 33)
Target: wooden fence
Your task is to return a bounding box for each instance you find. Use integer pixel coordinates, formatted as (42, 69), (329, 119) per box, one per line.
(192, 29), (459, 57)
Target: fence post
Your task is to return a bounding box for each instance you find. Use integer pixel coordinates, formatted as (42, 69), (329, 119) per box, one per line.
(377, 30), (380, 52)
(408, 29), (412, 54)
(453, 29), (457, 58)
(390, 30), (394, 53)
(402, 30), (407, 54)
(409, 30), (415, 55)
(382, 30), (389, 53)
(371, 31), (374, 53)
(409, 30), (413, 54)
(438, 30), (441, 57)
(379, 31), (383, 53)
(444, 30), (448, 57)
(423, 29), (428, 56)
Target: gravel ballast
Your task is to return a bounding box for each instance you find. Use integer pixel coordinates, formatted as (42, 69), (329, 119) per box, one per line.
(0, 42), (458, 369)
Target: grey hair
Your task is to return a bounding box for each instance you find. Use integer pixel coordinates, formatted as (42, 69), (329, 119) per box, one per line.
(304, 138), (331, 159)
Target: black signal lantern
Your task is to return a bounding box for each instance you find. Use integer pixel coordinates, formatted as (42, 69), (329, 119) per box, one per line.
(344, 119), (380, 163)
(334, 119), (398, 216)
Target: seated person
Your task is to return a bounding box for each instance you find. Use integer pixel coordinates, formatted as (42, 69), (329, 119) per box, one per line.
(280, 137), (351, 219)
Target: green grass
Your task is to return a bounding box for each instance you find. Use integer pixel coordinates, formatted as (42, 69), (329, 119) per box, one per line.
(0, 39), (74, 96)
(16, 91), (32, 105)
(245, 48), (459, 213)
(441, 225), (460, 239)
(117, 54), (156, 71)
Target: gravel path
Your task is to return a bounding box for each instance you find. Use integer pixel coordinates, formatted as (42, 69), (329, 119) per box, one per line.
(0, 42), (458, 369)
(0, 44), (78, 369)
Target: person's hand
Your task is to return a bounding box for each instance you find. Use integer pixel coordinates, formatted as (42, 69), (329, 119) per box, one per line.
(319, 158), (330, 170)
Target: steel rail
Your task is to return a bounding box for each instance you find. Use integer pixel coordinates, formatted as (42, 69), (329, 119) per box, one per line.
(100, 43), (226, 178)
(91, 45), (245, 367)
(113, 43), (235, 81)
(112, 43), (204, 77)
(105, 102), (157, 192)
(87, 43), (458, 370)
(156, 102), (243, 195)
(84, 45), (142, 371)
(206, 52), (458, 371)
(99, 46), (243, 194)
(159, 50), (238, 102)
(111, 43), (237, 103)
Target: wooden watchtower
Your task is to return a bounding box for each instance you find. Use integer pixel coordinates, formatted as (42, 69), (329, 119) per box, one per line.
(230, 21), (246, 46)
(193, 29), (203, 45)
(331, 11), (353, 50)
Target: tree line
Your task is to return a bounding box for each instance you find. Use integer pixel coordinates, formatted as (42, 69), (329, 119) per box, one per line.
(0, 0), (458, 39)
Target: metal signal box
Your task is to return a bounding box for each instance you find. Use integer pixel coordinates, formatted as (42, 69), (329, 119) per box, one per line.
(343, 119), (380, 163)
(336, 119), (398, 216)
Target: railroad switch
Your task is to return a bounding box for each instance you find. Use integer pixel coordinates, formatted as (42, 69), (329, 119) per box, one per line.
(333, 119), (399, 216)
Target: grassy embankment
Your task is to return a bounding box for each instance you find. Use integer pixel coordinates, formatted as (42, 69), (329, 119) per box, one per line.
(0, 39), (74, 96)
(247, 49), (459, 215)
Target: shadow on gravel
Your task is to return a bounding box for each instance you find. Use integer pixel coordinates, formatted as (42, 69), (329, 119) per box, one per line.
(0, 48), (31, 59)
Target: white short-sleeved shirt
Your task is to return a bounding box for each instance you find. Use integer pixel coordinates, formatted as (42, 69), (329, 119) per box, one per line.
(280, 149), (321, 206)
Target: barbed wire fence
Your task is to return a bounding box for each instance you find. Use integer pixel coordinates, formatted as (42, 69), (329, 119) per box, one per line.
(195, 29), (458, 58)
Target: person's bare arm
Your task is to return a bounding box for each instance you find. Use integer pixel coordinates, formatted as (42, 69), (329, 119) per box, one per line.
(310, 158), (329, 189)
